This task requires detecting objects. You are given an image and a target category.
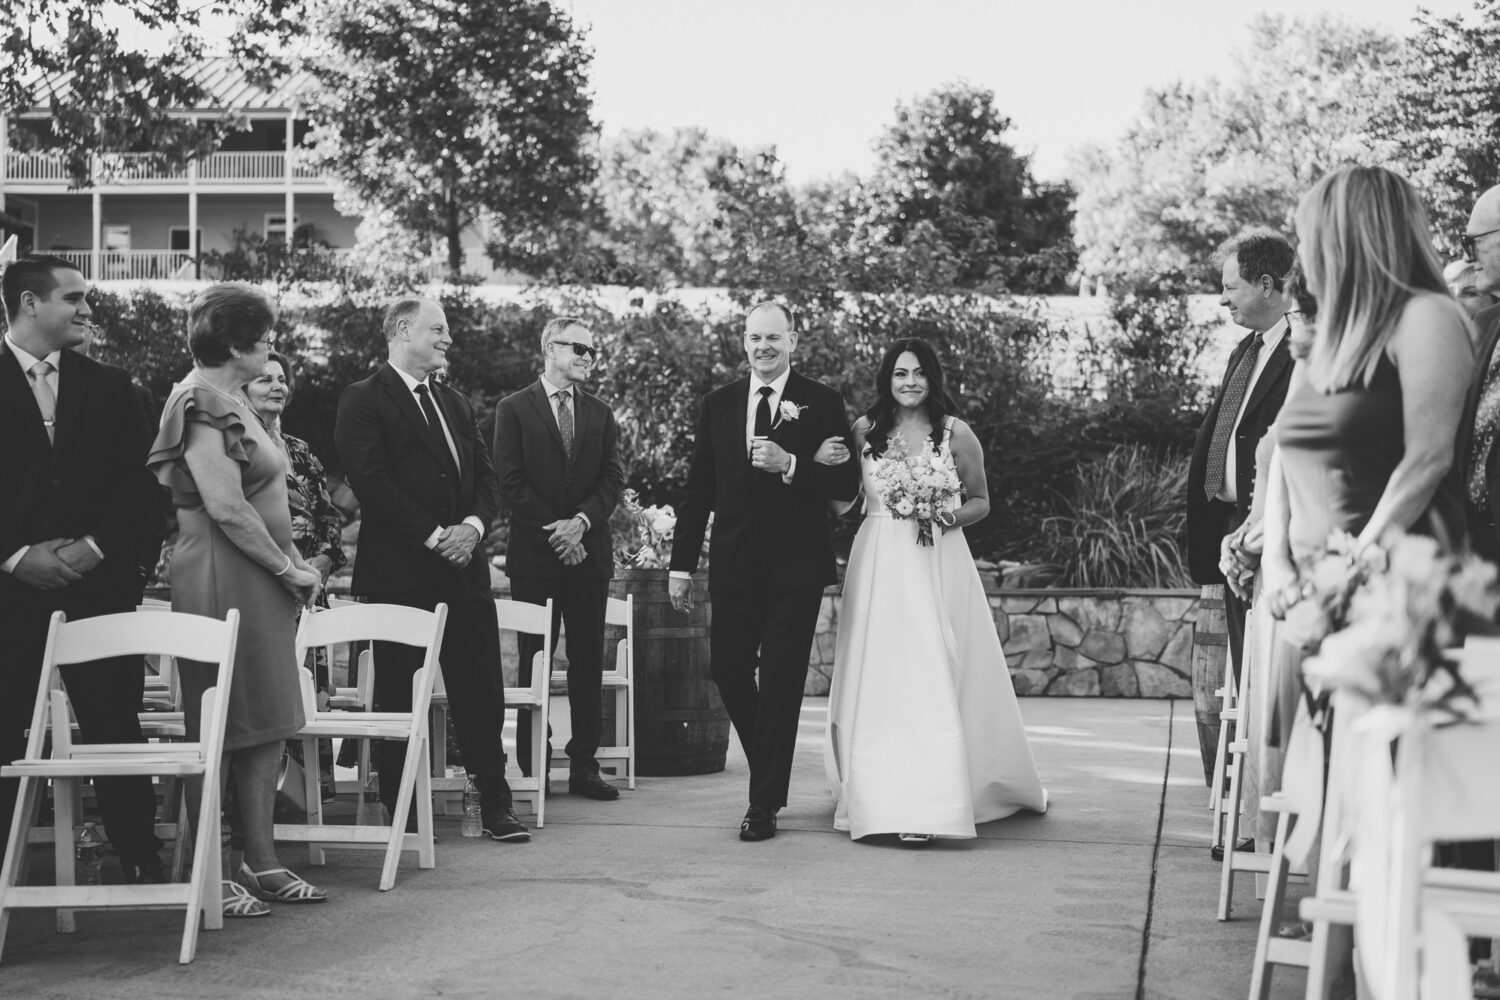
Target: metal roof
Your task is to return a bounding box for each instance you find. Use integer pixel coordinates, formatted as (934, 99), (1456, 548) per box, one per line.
(17, 57), (316, 114)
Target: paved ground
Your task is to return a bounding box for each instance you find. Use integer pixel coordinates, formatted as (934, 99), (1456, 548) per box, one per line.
(0, 698), (1307, 1000)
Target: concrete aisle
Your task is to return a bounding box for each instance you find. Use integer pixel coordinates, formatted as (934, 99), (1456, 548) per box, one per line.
(0, 698), (1296, 1000)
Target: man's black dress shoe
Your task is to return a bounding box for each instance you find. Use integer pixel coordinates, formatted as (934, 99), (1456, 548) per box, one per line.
(739, 805), (777, 842)
(1210, 837), (1254, 862)
(482, 809), (531, 842)
(569, 771), (621, 801)
(122, 857), (169, 884)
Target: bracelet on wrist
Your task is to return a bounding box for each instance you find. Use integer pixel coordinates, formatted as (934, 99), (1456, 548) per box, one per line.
(274, 555), (293, 577)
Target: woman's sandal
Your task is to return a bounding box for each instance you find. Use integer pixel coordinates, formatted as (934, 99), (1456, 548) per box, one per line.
(236, 862), (329, 904)
(897, 833), (936, 845)
(222, 879), (271, 918)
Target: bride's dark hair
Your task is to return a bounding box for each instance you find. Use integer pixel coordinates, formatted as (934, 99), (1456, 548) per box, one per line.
(863, 338), (957, 459)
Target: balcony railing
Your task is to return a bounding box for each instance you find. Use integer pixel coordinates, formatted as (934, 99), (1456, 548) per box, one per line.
(52, 250), (195, 281)
(4, 151), (324, 185)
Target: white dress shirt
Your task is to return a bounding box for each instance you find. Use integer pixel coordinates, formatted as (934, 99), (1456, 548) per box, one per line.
(389, 363), (485, 550)
(1218, 318), (1288, 505)
(538, 373), (590, 530)
(3, 335), (104, 573)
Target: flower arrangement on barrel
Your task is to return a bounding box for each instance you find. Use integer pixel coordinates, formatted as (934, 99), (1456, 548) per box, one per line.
(612, 488), (712, 569)
(1278, 530), (1500, 721)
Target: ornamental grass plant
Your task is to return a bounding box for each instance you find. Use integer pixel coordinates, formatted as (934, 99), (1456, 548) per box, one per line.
(1037, 444), (1191, 589)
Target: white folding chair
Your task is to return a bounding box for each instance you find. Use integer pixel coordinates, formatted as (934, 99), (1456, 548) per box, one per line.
(273, 602), (448, 892)
(0, 609), (239, 965)
(498, 598), (553, 827)
(549, 594), (635, 790)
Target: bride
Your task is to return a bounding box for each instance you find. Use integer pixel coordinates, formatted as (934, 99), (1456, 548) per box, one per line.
(818, 338), (1048, 844)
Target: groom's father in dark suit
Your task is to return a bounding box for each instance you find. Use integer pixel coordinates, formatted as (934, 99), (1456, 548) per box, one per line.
(492, 316), (625, 800)
(669, 302), (859, 841)
(0, 254), (168, 880)
(335, 297), (529, 842)
(1187, 228), (1296, 690)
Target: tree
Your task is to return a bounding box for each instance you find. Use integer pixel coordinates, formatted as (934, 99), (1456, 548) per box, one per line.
(0, 1), (303, 186)
(861, 81), (1077, 293)
(1070, 14), (1400, 290)
(306, 0), (597, 279)
(1375, 0), (1500, 254)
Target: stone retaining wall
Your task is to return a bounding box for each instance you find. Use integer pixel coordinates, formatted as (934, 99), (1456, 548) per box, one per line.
(805, 586), (1200, 698)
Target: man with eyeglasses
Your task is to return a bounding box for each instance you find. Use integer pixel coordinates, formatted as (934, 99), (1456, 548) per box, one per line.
(1458, 185), (1500, 561)
(492, 316), (625, 800)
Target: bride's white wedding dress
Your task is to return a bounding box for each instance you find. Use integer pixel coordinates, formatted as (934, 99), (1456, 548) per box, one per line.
(824, 421), (1048, 839)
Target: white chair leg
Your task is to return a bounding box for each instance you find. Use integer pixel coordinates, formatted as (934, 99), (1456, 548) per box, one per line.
(1249, 808), (1295, 1000)
(53, 777), (77, 934)
(0, 775), (43, 964)
(302, 736), (325, 868)
(416, 739), (435, 871)
(1218, 743), (1246, 920)
(1211, 704), (1231, 843)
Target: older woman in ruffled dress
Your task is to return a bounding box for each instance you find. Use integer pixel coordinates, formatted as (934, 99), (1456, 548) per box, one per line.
(147, 283), (328, 917)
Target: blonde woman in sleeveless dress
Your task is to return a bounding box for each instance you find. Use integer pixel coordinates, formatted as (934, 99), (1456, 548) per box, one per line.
(818, 339), (1047, 845)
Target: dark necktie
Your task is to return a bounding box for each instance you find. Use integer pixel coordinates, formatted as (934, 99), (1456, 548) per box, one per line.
(414, 383), (459, 478)
(1202, 333), (1263, 501)
(754, 385), (774, 440)
(556, 389), (574, 461)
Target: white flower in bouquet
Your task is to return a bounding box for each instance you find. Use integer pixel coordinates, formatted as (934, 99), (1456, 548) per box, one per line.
(894, 498), (915, 516)
(651, 508), (677, 537)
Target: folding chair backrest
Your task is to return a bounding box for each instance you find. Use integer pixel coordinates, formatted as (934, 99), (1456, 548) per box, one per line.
(495, 598), (552, 699)
(26, 610), (239, 764)
(294, 603), (447, 720)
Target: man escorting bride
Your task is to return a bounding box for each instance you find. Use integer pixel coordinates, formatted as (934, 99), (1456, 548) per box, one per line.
(820, 338), (1048, 844)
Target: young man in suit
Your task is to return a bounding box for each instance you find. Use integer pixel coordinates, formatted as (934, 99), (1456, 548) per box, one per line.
(0, 254), (168, 880)
(492, 316), (625, 799)
(668, 302), (860, 841)
(335, 297), (528, 842)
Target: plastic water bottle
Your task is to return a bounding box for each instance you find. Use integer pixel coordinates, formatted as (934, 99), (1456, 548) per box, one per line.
(74, 823), (107, 885)
(460, 777), (483, 838)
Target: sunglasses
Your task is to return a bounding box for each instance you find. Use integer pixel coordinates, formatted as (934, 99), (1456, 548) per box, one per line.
(1463, 227), (1500, 263)
(551, 339), (598, 360)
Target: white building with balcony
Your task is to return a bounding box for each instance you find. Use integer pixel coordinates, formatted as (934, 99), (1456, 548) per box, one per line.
(1, 58), (361, 281)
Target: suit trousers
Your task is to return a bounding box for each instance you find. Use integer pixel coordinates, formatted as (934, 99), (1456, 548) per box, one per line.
(711, 583), (824, 811)
(1209, 499), (1249, 687)
(509, 576), (609, 777)
(0, 601), (164, 866)
(370, 587), (512, 813)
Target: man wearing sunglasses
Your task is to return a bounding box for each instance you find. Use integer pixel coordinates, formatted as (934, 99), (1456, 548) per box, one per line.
(1459, 185), (1500, 561)
(492, 316), (625, 800)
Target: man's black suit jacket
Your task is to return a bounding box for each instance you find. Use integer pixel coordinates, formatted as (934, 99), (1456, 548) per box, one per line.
(0, 343), (162, 615)
(1457, 302), (1500, 561)
(1186, 329), (1294, 584)
(670, 370), (859, 593)
(335, 362), (499, 595)
(492, 379), (624, 579)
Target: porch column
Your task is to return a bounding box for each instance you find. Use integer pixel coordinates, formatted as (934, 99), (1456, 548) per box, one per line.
(1, 110), (9, 220)
(188, 116), (199, 277)
(91, 190), (101, 281)
(284, 107), (295, 245)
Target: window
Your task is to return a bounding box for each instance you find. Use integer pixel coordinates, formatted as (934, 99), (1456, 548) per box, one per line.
(265, 213), (298, 243)
(168, 227), (203, 253)
(102, 224), (130, 253)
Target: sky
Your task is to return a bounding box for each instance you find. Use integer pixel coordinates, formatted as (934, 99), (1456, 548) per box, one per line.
(564, 0), (1475, 184)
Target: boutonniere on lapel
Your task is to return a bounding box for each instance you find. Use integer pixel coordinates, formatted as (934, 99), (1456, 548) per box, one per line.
(775, 400), (806, 427)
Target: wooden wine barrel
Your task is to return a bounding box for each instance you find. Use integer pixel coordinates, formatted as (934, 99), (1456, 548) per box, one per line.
(1191, 585), (1229, 786)
(611, 568), (729, 776)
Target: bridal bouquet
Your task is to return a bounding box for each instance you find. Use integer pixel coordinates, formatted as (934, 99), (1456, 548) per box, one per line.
(614, 489), (677, 568)
(873, 435), (962, 546)
(1301, 533), (1500, 717)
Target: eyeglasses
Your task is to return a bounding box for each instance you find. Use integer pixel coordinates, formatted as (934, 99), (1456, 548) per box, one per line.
(1462, 227), (1500, 263)
(256, 336), (277, 348)
(550, 339), (597, 360)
